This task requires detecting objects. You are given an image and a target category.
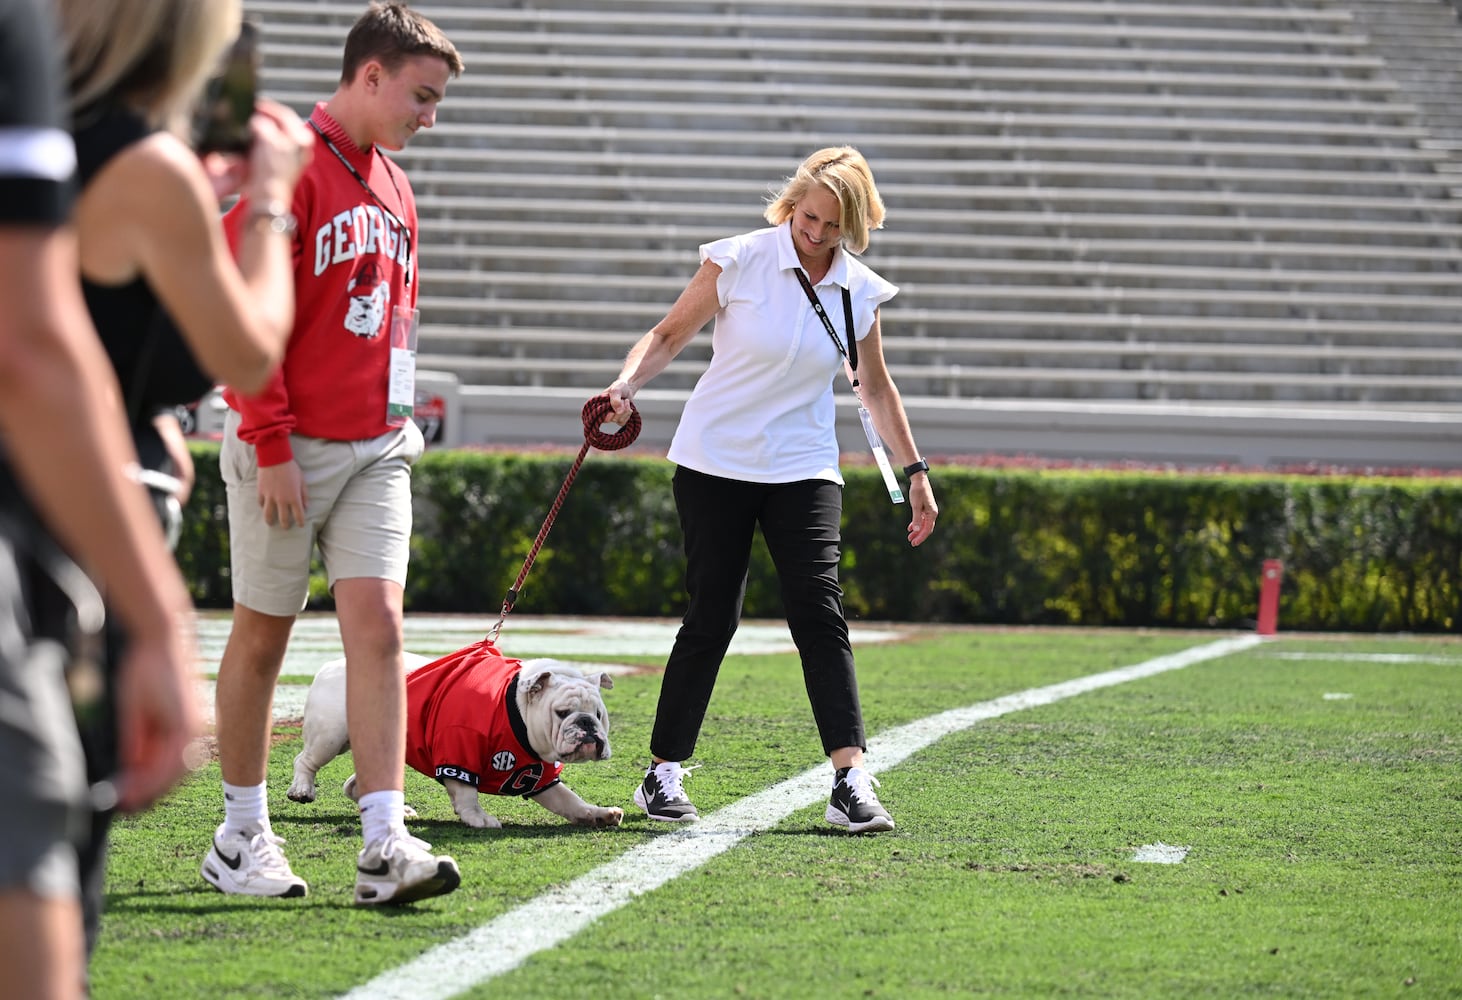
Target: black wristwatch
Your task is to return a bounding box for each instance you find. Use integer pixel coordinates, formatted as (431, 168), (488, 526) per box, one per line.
(903, 458), (930, 479)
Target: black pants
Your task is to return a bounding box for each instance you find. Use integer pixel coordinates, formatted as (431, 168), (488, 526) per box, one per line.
(650, 467), (866, 761)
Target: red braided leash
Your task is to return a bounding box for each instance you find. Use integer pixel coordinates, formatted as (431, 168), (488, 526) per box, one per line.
(486, 394), (641, 644)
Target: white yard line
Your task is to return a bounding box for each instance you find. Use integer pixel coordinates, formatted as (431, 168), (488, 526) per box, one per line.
(193, 614), (903, 677)
(343, 633), (1262, 1000)
(1265, 651), (1462, 665)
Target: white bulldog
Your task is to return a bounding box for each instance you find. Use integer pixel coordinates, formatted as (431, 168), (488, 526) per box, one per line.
(287, 643), (624, 829)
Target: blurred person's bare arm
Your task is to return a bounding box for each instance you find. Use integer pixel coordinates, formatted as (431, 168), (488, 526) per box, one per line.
(152, 410), (195, 505)
(0, 225), (198, 811)
(75, 99), (313, 395)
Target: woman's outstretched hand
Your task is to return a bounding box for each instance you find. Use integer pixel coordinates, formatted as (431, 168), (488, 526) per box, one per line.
(907, 479), (938, 547)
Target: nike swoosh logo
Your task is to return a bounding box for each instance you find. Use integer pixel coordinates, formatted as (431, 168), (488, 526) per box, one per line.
(358, 859), (391, 877)
(214, 839), (242, 870)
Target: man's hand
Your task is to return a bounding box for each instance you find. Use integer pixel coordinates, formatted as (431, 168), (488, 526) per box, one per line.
(258, 460), (307, 528)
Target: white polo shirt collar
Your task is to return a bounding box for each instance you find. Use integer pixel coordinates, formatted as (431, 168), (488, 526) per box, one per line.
(774, 220), (850, 289)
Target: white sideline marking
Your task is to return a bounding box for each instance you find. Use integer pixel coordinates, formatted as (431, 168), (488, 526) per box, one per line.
(1133, 843), (1190, 864)
(341, 634), (1262, 1000)
(1266, 652), (1462, 666)
(1322, 692), (1355, 700)
(193, 614), (903, 677)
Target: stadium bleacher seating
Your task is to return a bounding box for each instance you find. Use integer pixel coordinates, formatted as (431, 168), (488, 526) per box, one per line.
(240, 0), (1462, 467)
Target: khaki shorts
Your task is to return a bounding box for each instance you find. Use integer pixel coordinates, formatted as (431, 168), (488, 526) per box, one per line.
(0, 537), (87, 899)
(221, 411), (424, 616)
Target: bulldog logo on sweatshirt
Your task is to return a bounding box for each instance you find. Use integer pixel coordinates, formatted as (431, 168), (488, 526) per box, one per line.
(344, 260), (390, 339)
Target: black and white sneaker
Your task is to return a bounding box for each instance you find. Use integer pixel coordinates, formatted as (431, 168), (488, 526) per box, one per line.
(634, 761), (699, 822)
(826, 766), (895, 833)
(354, 831), (460, 906)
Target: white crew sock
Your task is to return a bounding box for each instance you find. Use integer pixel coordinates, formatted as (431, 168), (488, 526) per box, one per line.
(358, 789), (408, 846)
(221, 781), (270, 838)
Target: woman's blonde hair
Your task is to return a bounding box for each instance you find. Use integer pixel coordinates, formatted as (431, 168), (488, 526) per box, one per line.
(60, 0), (241, 133)
(764, 146), (887, 254)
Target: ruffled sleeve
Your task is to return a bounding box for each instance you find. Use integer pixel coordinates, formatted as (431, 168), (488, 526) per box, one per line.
(852, 265), (899, 341)
(699, 233), (747, 308)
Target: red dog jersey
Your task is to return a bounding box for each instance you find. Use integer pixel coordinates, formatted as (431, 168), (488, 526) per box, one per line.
(404, 641), (564, 798)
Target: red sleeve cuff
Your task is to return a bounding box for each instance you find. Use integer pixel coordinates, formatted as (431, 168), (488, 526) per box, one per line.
(253, 432), (295, 467)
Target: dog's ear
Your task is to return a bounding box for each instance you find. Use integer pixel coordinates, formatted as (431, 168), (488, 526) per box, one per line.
(522, 669), (553, 702)
(594, 672), (614, 691)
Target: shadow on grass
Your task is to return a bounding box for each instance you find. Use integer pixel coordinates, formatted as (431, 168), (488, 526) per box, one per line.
(101, 888), (467, 916)
(410, 816), (646, 849)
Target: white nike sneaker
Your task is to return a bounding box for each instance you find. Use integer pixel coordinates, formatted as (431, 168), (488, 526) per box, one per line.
(354, 831), (460, 906)
(201, 825), (308, 898)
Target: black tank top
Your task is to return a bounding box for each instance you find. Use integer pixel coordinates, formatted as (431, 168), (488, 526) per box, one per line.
(74, 105), (214, 450)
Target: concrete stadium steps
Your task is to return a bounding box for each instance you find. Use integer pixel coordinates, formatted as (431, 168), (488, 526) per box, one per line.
(240, 0), (1462, 439)
(1343, 0), (1462, 147)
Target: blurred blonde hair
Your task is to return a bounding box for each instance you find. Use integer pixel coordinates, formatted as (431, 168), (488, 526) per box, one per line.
(60, 0), (241, 133)
(764, 146), (886, 255)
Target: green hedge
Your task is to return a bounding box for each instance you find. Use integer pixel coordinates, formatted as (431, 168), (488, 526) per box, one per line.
(179, 444), (1462, 632)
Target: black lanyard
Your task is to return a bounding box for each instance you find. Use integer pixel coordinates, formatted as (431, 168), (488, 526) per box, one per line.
(307, 120), (413, 286)
(794, 266), (858, 388)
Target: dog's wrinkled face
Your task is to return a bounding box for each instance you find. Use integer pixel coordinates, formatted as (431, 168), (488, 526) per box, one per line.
(518, 667), (613, 764)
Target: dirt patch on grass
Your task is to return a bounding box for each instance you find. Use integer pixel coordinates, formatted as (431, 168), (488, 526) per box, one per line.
(188, 723), (302, 766)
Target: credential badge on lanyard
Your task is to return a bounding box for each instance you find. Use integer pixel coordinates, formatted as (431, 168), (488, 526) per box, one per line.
(794, 268), (904, 504)
(387, 305), (418, 427)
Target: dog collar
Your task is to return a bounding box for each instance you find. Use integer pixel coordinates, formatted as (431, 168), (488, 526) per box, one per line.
(503, 672), (536, 758)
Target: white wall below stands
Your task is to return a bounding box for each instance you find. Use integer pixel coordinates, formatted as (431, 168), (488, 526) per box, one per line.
(444, 385), (1462, 472)
(189, 377), (1462, 471)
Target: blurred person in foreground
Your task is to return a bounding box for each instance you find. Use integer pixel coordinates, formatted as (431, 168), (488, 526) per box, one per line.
(60, 0), (313, 534)
(202, 2), (466, 906)
(604, 146), (940, 834)
(0, 0), (198, 995)
(56, 0), (314, 959)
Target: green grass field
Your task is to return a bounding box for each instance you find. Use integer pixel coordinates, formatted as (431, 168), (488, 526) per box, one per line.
(93, 626), (1462, 998)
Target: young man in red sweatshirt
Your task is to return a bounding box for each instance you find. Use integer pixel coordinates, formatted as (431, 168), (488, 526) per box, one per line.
(201, 3), (465, 906)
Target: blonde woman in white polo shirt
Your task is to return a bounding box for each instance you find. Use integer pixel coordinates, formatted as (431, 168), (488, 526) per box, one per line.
(604, 146), (939, 833)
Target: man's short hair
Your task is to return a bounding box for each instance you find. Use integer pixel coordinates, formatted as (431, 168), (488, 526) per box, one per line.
(341, 2), (464, 83)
